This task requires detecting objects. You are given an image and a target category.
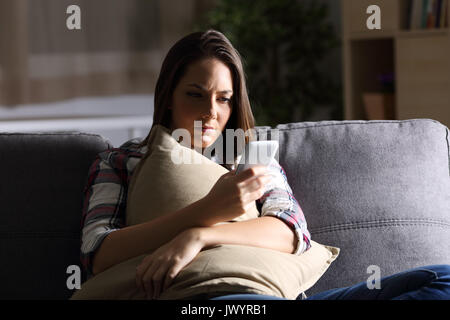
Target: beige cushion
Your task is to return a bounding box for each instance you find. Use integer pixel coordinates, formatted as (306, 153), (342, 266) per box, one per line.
(126, 124), (260, 226)
(71, 124), (339, 300)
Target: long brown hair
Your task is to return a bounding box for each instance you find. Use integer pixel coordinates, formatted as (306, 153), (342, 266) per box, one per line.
(140, 29), (256, 160)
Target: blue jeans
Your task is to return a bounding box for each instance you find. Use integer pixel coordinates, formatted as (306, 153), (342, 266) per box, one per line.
(210, 264), (450, 300)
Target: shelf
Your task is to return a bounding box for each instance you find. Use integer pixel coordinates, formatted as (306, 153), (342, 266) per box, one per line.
(346, 31), (396, 40)
(397, 27), (450, 37)
(347, 28), (449, 40)
(342, 0), (450, 128)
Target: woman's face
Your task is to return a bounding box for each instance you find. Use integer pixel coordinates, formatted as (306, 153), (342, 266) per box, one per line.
(169, 58), (233, 150)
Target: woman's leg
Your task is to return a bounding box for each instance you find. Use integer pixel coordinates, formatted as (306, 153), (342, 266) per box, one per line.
(392, 264), (450, 300)
(210, 265), (450, 300)
(305, 264), (450, 300)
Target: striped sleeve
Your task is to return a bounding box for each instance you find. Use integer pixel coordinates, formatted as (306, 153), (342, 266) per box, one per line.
(79, 154), (126, 278)
(79, 141), (145, 278)
(256, 158), (312, 255)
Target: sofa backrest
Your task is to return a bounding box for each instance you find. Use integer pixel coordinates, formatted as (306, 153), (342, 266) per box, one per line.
(0, 132), (111, 299)
(1, 119), (449, 299)
(271, 119), (450, 296)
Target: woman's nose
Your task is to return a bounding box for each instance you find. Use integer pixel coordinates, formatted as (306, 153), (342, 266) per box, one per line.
(201, 98), (218, 119)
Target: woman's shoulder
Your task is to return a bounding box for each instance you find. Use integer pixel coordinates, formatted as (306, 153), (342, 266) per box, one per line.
(117, 138), (148, 154)
(97, 138), (147, 167)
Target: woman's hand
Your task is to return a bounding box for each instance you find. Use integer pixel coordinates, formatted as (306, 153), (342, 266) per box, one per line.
(203, 165), (272, 222)
(135, 228), (205, 300)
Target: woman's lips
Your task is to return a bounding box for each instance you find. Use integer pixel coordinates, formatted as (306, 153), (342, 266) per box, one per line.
(202, 128), (215, 134)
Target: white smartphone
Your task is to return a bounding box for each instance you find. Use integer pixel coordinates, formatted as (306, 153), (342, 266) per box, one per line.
(235, 140), (279, 175)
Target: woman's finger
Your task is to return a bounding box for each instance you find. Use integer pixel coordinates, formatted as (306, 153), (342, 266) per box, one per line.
(152, 264), (169, 300)
(136, 266), (142, 292)
(251, 185), (267, 201)
(141, 259), (159, 299)
(237, 172), (269, 190)
(246, 174), (271, 192)
(136, 254), (153, 293)
(226, 168), (237, 176)
(162, 263), (184, 292)
(235, 165), (267, 182)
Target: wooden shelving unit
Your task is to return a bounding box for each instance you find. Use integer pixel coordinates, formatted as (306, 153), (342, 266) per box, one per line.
(342, 0), (450, 128)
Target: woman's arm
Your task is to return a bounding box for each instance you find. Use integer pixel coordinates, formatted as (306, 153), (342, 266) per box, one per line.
(92, 196), (218, 275)
(257, 158), (311, 254)
(135, 161), (308, 299)
(92, 165), (270, 276)
(196, 159), (308, 254)
(199, 216), (297, 254)
(83, 145), (228, 276)
(135, 216), (296, 299)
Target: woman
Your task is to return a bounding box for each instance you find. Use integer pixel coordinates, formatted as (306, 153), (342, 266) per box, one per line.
(80, 30), (450, 300)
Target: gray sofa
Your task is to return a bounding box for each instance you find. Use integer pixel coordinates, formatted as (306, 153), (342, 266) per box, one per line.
(1, 119), (449, 299)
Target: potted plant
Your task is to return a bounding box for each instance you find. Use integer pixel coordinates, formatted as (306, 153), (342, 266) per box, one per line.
(195, 0), (341, 126)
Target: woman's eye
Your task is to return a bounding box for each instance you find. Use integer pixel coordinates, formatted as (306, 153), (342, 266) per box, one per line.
(219, 97), (231, 103)
(187, 92), (202, 97)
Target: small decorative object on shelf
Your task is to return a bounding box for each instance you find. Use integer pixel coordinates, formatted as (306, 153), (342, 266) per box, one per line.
(363, 93), (395, 120)
(362, 72), (396, 120)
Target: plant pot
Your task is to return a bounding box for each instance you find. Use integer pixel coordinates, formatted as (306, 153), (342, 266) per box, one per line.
(362, 93), (395, 120)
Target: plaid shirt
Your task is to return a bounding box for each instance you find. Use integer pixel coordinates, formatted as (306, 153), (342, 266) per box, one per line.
(80, 138), (311, 278)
